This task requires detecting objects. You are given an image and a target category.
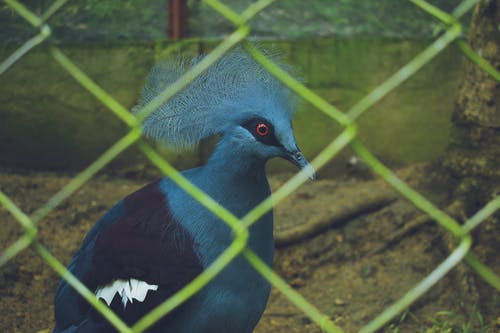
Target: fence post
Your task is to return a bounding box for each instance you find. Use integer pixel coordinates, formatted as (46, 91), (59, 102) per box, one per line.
(168, 0), (187, 40)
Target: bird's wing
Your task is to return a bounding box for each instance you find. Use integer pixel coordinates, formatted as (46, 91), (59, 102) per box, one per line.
(53, 180), (202, 331)
(90, 180), (202, 289)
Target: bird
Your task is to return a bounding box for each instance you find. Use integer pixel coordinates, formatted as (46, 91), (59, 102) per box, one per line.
(53, 48), (314, 333)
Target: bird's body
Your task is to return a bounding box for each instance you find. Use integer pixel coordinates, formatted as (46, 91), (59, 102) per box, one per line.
(53, 49), (313, 333)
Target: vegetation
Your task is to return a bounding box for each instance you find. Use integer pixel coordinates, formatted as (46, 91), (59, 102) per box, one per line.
(1, 0), (468, 44)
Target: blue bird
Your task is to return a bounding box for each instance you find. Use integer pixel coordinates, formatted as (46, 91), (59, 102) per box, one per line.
(53, 49), (314, 333)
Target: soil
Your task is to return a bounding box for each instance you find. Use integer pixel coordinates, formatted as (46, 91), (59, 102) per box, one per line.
(0, 165), (499, 333)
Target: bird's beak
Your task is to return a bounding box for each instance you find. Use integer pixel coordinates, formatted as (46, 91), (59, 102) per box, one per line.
(284, 149), (316, 180)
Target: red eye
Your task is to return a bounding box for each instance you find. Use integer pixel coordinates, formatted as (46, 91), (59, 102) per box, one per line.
(256, 123), (269, 136)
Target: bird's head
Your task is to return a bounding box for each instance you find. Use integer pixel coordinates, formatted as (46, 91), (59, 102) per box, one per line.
(218, 105), (313, 178)
(133, 48), (314, 178)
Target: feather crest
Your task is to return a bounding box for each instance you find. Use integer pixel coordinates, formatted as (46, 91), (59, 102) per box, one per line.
(132, 48), (298, 150)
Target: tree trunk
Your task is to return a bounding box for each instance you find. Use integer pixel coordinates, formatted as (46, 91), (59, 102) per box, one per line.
(440, 0), (499, 322)
(443, 0), (500, 210)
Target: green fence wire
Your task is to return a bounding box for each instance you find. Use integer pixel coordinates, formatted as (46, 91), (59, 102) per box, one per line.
(1, 0), (499, 332)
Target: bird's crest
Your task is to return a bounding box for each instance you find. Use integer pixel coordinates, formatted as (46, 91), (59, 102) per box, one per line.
(132, 48), (298, 150)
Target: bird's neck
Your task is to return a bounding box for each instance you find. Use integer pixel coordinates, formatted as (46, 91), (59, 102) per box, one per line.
(205, 137), (267, 184)
(200, 136), (274, 264)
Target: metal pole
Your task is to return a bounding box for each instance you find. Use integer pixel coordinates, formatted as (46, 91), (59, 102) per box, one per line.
(168, 0), (187, 40)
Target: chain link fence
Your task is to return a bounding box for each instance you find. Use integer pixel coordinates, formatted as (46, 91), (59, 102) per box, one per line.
(1, 0), (499, 332)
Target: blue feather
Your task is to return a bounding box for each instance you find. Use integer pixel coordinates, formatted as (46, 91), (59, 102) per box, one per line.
(132, 48), (298, 150)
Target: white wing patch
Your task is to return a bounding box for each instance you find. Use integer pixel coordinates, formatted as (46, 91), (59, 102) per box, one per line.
(95, 279), (159, 308)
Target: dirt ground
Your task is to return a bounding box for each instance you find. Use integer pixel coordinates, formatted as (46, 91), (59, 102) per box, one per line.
(0, 164), (499, 332)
